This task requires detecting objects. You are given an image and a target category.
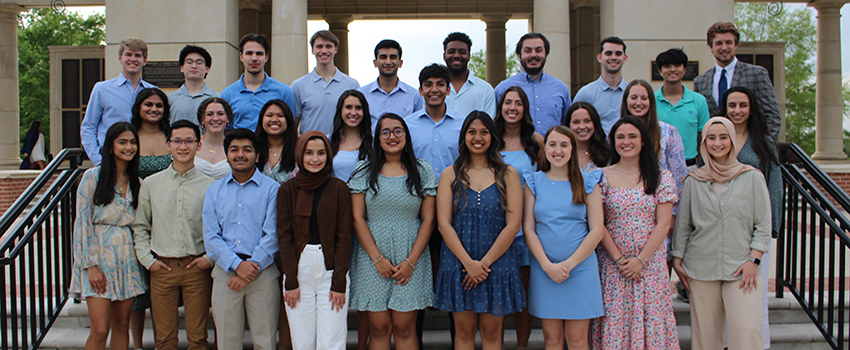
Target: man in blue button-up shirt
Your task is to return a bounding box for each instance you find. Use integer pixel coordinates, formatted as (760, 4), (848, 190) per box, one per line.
(203, 129), (280, 350)
(80, 38), (157, 165)
(573, 36), (630, 135)
(443, 32), (496, 118)
(359, 40), (423, 132)
(495, 33), (571, 136)
(220, 34), (298, 131)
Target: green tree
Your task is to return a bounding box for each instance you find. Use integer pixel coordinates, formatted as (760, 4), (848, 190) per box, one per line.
(17, 8), (105, 149)
(469, 48), (520, 81)
(735, 3), (849, 156)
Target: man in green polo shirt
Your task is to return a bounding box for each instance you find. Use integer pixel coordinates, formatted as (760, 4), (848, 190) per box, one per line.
(654, 48), (710, 172)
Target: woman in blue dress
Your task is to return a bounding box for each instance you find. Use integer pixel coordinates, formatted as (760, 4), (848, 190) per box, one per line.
(330, 89), (372, 182)
(435, 111), (525, 350)
(494, 86), (542, 349)
(349, 114), (436, 350)
(523, 126), (604, 350)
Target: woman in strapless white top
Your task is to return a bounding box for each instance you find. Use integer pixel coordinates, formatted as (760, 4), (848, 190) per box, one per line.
(194, 97), (233, 180)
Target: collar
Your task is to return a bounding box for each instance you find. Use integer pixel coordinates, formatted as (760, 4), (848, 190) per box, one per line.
(521, 70), (547, 83)
(595, 75), (628, 91)
(715, 57), (738, 72)
(368, 78), (409, 93)
(174, 84), (216, 97)
(226, 168), (263, 186)
(116, 71), (149, 89)
(309, 68), (341, 83)
(655, 84), (694, 104)
(167, 164), (198, 180)
(238, 72), (272, 92)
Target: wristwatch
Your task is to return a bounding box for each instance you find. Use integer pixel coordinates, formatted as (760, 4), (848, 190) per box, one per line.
(749, 257), (761, 266)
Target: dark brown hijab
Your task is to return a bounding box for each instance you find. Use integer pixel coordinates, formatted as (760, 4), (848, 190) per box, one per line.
(293, 131), (333, 237)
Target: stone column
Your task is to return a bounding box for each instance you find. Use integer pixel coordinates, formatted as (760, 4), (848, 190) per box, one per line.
(325, 16), (353, 75)
(0, 5), (24, 170)
(811, 0), (848, 160)
(532, 0), (570, 86)
(271, 0), (308, 84)
(482, 14), (510, 87)
(239, 0), (263, 41)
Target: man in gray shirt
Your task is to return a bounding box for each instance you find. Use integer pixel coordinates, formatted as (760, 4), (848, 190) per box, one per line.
(168, 45), (219, 125)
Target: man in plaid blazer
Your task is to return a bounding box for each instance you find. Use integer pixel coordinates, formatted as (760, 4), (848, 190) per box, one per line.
(693, 22), (781, 140)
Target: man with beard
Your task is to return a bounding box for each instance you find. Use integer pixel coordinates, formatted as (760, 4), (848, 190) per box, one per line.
(220, 34), (298, 130)
(694, 22), (780, 140)
(495, 33), (571, 136)
(442, 32), (496, 118)
(573, 36), (629, 135)
(359, 39), (423, 132)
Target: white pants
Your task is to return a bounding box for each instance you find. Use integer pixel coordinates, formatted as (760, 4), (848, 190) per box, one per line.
(284, 244), (349, 350)
(211, 265), (280, 350)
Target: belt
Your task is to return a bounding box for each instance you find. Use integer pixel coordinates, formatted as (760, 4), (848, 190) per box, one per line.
(237, 253), (251, 260)
(686, 157), (698, 166)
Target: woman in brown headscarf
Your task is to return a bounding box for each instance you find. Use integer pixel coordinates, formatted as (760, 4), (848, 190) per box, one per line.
(277, 131), (352, 350)
(671, 117), (771, 350)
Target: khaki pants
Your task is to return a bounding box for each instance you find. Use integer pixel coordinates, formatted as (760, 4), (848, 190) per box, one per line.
(690, 278), (763, 350)
(211, 265), (281, 350)
(150, 255), (212, 350)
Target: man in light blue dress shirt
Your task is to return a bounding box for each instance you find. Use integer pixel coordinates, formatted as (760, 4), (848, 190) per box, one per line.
(168, 45), (219, 125)
(292, 30), (360, 135)
(495, 33), (571, 136)
(442, 32), (496, 118)
(359, 39), (423, 132)
(573, 36), (630, 136)
(80, 38), (157, 165)
(220, 34), (298, 131)
(203, 129), (280, 350)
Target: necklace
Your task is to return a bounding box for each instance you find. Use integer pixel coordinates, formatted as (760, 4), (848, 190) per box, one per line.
(473, 165), (487, 171)
(618, 167), (640, 176)
(505, 138), (520, 151)
(207, 145), (223, 154)
(270, 147), (282, 157)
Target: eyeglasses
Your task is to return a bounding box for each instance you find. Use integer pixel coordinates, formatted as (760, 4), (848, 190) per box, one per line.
(380, 127), (405, 140)
(183, 59), (206, 67)
(168, 139), (198, 147)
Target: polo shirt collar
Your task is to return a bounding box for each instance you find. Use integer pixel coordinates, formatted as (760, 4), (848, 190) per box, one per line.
(238, 72), (273, 93)
(656, 85), (695, 104)
(596, 76), (628, 91)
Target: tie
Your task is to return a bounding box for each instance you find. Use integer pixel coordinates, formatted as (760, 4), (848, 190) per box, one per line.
(718, 68), (728, 108)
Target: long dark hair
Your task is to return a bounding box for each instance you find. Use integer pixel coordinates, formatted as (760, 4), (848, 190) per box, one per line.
(609, 116), (660, 195)
(350, 114), (425, 198)
(720, 86), (779, 176)
(255, 99), (297, 173)
(565, 101), (611, 168)
(495, 86), (540, 165)
(620, 79), (661, 157)
(94, 122), (140, 208)
(131, 88), (171, 135)
(452, 111), (510, 211)
(330, 90), (373, 161)
(540, 126), (587, 205)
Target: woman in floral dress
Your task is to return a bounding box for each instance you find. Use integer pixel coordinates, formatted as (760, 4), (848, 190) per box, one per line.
(69, 122), (147, 350)
(591, 117), (680, 350)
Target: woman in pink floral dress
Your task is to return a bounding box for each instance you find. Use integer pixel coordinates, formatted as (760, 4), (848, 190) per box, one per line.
(591, 117), (680, 349)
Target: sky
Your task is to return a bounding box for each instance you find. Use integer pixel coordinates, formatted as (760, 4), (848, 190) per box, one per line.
(65, 4), (850, 85)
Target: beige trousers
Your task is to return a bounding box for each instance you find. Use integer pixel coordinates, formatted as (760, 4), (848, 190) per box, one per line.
(211, 265), (280, 350)
(689, 278), (763, 350)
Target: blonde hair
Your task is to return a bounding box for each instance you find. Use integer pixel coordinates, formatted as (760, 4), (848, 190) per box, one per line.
(119, 38), (148, 59)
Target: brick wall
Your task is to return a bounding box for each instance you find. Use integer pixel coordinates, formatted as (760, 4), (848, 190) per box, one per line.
(0, 171), (42, 216)
(803, 170), (850, 209)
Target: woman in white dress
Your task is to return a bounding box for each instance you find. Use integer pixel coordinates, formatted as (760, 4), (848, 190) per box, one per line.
(194, 97), (232, 180)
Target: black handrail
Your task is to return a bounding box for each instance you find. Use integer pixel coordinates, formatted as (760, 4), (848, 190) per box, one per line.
(0, 148), (85, 350)
(775, 142), (849, 350)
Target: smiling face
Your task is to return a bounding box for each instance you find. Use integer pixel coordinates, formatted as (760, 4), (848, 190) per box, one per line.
(226, 138), (258, 174)
(444, 40), (471, 75)
(660, 63), (685, 84)
(465, 118), (491, 155)
(569, 108), (595, 143)
(710, 32), (738, 66)
(545, 131), (573, 168)
(181, 52), (209, 82)
(374, 48), (402, 78)
(302, 139), (328, 173)
(139, 94), (165, 125)
(704, 122), (732, 163)
(312, 37), (338, 66)
(341, 96), (364, 129)
(420, 77), (449, 108)
(168, 127), (200, 164)
(519, 38), (547, 76)
(500, 91), (524, 125)
(202, 103), (229, 134)
(725, 92), (750, 127)
(112, 130), (138, 164)
(239, 41), (268, 75)
(597, 42), (627, 74)
(262, 104), (287, 136)
(119, 48), (146, 76)
(613, 123), (643, 159)
(626, 84), (651, 118)
(378, 118), (406, 156)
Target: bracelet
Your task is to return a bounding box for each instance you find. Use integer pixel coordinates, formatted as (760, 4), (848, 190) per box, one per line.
(406, 258), (416, 269)
(614, 256), (624, 265)
(636, 256), (646, 267)
(373, 255), (384, 265)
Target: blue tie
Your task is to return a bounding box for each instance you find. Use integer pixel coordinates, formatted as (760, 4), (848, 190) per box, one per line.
(718, 68), (728, 108)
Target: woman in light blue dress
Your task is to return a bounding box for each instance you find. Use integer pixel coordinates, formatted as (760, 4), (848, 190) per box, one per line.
(523, 126), (604, 350)
(566, 102), (611, 172)
(69, 122), (147, 350)
(494, 86), (543, 349)
(330, 90), (372, 182)
(349, 114), (436, 349)
(255, 99), (299, 183)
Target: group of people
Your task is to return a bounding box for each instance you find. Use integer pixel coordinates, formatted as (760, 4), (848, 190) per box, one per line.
(69, 20), (781, 350)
